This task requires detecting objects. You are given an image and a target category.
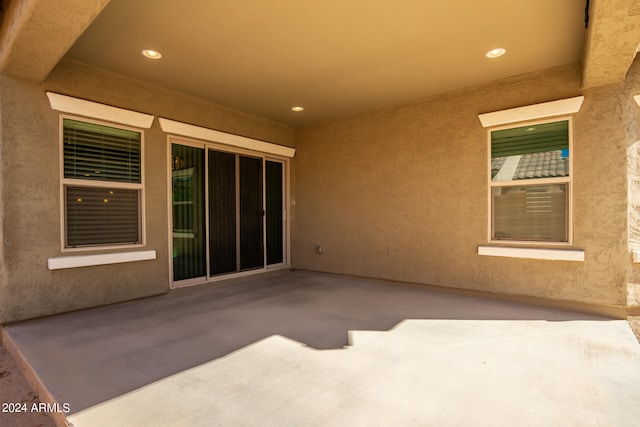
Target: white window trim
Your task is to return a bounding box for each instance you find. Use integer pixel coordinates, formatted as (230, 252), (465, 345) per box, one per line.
(48, 250), (157, 270)
(46, 92), (155, 128)
(158, 118), (296, 158)
(478, 96), (584, 261)
(487, 116), (574, 245)
(59, 115), (146, 252)
(478, 246), (584, 261)
(479, 96), (586, 254)
(478, 96), (584, 128)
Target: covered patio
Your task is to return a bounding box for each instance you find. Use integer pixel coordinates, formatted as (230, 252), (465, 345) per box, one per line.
(3, 271), (640, 426)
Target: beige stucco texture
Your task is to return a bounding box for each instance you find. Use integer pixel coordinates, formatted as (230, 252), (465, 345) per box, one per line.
(0, 59), (294, 323)
(0, 0), (110, 82)
(624, 59), (640, 308)
(293, 62), (637, 310)
(3, 55), (640, 324)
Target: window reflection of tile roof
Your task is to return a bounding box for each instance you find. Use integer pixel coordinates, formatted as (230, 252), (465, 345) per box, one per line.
(491, 157), (506, 178)
(514, 150), (568, 180)
(492, 151), (568, 181)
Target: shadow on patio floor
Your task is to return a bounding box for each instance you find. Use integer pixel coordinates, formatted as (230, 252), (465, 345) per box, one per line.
(3, 270), (629, 416)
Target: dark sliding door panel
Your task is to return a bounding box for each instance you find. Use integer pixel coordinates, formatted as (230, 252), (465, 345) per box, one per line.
(266, 161), (284, 265)
(239, 155), (264, 270)
(209, 150), (237, 275)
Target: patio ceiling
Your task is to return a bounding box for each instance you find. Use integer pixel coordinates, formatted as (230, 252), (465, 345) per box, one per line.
(1, 0), (640, 127)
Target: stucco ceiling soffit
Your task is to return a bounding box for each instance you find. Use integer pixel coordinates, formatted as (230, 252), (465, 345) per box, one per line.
(0, 0), (110, 82)
(582, 0), (640, 89)
(63, 0), (587, 127)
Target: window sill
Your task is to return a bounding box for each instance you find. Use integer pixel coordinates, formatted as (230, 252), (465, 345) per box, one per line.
(478, 246), (584, 261)
(48, 250), (156, 270)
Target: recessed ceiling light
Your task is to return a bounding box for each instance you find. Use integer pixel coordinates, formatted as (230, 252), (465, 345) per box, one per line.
(485, 48), (506, 58)
(142, 49), (162, 59)
(291, 106), (304, 112)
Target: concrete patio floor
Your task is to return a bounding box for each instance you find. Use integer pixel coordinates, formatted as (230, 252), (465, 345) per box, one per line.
(3, 270), (640, 426)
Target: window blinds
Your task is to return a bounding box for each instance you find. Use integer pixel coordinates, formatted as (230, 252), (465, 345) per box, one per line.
(63, 118), (141, 183)
(66, 187), (140, 247)
(62, 118), (142, 248)
(492, 184), (567, 242)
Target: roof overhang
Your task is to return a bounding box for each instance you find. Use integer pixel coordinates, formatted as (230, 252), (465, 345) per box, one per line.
(0, 0), (109, 82)
(582, 0), (640, 89)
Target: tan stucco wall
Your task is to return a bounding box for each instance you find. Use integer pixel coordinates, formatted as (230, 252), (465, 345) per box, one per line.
(624, 59), (640, 307)
(292, 62), (635, 308)
(0, 59), (294, 323)
(3, 56), (639, 322)
(0, 71), (5, 317)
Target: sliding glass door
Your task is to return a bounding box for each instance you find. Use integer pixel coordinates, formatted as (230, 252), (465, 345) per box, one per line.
(171, 143), (286, 284)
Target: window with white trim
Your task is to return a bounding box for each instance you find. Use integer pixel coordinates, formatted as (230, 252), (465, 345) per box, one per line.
(489, 118), (571, 243)
(62, 117), (144, 248)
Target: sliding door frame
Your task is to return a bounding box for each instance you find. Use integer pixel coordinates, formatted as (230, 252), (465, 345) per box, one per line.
(167, 136), (290, 288)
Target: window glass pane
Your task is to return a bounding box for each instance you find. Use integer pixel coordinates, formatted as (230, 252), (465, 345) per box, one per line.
(63, 118), (141, 183)
(266, 161), (284, 265)
(66, 186), (140, 247)
(492, 183), (567, 242)
(208, 150), (236, 276)
(239, 155), (263, 271)
(491, 121), (569, 182)
(172, 144), (206, 281)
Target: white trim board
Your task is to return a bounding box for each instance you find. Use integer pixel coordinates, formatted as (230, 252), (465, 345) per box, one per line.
(478, 246), (585, 261)
(159, 118), (296, 158)
(478, 96), (584, 128)
(48, 250), (157, 270)
(46, 92), (155, 128)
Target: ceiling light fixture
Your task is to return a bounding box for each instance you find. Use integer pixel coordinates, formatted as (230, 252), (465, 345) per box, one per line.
(142, 49), (162, 59)
(485, 48), (506, 58)
(291, 106), (304, 112)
